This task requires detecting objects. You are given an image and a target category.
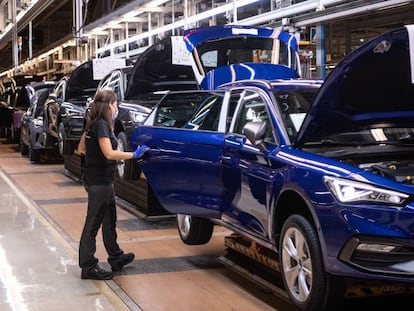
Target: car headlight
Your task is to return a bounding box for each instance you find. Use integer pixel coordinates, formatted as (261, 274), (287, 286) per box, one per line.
(129, 111), (148, 124)
(324, 176), (410, 206)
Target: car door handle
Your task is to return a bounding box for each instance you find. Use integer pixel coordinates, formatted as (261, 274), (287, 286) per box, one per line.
(147, 147), (164, 155)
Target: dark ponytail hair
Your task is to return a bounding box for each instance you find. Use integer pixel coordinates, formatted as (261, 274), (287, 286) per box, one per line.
(85, 89), (117, 130)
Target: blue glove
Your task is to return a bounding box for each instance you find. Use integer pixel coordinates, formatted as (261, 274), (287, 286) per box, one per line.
(132, 145), (150, 159)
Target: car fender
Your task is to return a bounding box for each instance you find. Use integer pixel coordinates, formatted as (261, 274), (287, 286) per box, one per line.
(270, 177), (330, 267)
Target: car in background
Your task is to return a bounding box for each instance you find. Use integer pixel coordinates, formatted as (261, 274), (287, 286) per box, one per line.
(46, 59), (125, 157)
(0, 75), (43, 141)
(46, 61), (101, 156)
(130, 25), (414, 310)
(14, 81), (56, 149)
(19, 87), (54, 160)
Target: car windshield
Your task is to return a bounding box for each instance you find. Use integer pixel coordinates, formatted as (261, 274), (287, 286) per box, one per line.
(196, 37), (298, 74)
(274, 87), (320, 141)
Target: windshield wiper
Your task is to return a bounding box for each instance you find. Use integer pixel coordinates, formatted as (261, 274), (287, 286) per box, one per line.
(302, 140), (361, 147)
(304, 139), (414, 147)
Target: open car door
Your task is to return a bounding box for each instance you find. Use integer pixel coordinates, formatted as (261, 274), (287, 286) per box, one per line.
(130, 90), (227, 218)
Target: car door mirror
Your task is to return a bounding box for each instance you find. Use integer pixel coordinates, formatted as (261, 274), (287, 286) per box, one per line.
(243, 121), (267, 151)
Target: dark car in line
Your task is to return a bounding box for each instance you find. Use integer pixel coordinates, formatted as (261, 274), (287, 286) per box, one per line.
(47, 61), (101, 157)
(130, 25), (414, 310)
(19, 86), (55, 160)
(0, 74), (43, 141)
(16, 81), (56, 153)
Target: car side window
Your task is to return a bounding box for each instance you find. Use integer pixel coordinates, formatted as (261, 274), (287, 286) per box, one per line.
(154, 93), (202, 128)
(154, 92), (225, 129)
(232, 90), (275, 144)
(188, 94), (224, 131)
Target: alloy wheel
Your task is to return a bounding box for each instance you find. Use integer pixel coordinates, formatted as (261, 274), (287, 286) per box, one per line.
(177, 214), (191, 239)
(281, 226), (313, 303)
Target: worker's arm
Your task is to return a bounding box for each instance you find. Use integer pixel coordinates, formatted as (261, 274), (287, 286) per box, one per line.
(77, 132), (86, 155)
(98, 136), (134, 160)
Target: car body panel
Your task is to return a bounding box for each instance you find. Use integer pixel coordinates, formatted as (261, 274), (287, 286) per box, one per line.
(0, 75), (43, 139)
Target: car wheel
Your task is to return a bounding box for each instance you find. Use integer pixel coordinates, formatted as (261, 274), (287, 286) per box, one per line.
(116, 132), (140, 180)
(29, 147), (41, 163)
(279, 214), (345, 311)
(58, 122), (74, 155)
(176, 214), (214, 245)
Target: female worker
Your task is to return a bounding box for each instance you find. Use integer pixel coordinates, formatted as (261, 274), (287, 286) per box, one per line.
(77, 89), (149, 280)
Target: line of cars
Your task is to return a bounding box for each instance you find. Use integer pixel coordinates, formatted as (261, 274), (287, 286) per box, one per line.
(19, 59), (126, 162)
(0, 74), (49, 143)
(129, 25), (414, 310)
(65, 25), (302, 180)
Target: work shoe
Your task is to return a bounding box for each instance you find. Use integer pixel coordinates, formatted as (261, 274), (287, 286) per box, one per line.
(110, 252), (135, 271)
(81, 265), (113, 280)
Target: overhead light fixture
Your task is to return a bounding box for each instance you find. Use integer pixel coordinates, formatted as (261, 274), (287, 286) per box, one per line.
(95, 0), (260, 56)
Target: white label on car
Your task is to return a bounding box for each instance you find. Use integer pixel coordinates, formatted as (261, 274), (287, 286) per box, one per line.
(231, 28), (258, 36)
(406, 25), (414, 84)
(171, 36), (193, 66)
(92, 58), (126, 80)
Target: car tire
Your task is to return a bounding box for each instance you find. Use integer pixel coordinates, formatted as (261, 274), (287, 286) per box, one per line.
(58, 122), (74, 155)
(176, 214), (214, 245)
(279, 214), (345, 311)
(29, 147), (41, 163)
(116, 131), (140, 180)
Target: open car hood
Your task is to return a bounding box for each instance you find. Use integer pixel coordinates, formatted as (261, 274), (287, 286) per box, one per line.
(200, 63), (299, 89)
(296, 25), (414, 146)
(183, 25), (298, 52)
(66, 61), (100, 101)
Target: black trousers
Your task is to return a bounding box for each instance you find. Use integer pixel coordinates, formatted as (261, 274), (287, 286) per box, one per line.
(79, 183), (123, 270)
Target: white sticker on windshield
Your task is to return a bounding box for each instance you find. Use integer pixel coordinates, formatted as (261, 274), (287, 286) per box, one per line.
(290, 113), (306, 132)
(405, 25), (414, 84)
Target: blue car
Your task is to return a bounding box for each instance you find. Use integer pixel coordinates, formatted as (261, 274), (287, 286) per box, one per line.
(130, 25), (414, 310)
